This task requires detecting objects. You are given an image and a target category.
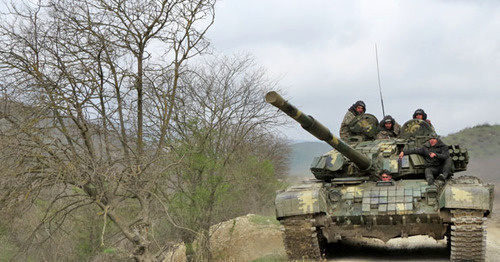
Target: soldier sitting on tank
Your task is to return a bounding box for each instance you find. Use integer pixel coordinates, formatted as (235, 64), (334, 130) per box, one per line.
(413, 108), (433, 127)
(340, 100), (366, 140)
(398, 133), (452, 185)
(376, 115), (401, 139)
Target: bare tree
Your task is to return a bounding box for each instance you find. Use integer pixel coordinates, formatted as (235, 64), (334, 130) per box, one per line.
(0, 0), (216, 261)
(163, 54), (289, 259)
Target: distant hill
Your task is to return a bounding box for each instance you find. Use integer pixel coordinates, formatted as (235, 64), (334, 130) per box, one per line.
(289, 124), (500, 178)
(442, 124), (500, 159)
(442, 124), (500, 183)
(289, 142), (331, 176)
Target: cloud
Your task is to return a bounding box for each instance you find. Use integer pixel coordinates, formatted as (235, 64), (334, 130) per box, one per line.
(207, 0), (500, 141)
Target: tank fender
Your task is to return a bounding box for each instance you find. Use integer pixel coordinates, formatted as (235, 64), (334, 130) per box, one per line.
(275, 183), (327, 218)
(438, 182), (492, 211)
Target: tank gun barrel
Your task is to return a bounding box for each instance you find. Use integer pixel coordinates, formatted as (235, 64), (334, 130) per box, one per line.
(266, 91), (371, 170)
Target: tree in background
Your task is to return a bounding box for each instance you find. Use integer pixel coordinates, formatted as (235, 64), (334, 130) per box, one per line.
(0, 0), (216, 261)
(163, 54), (288, 259)
(0, 1), (289, 261)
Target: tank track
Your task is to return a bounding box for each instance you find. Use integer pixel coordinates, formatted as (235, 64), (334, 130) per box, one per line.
(280, 215), (323, 260)
(450, 209), (486, 262)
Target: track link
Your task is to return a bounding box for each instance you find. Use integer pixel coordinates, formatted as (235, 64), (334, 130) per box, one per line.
(280, 215), (323, 260)
(450, 209), (487, 262)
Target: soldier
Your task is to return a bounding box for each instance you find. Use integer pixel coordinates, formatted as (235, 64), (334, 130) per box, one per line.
(413, 108), (433, 127)
(380, 170), (393, 182)
(376, 115), (401, 139)
(398, 133), (452, 185)
(340, 100), (365, 140)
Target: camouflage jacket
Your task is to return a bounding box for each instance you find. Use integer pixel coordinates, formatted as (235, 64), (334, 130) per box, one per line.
(376, 123), (401, 139)
(376, 128), (399, 139)
(340, 110), (357, 140)
(340, 101), (366, 141)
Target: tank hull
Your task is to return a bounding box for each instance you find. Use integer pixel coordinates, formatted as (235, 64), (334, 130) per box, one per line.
(276, 176), (493, 260)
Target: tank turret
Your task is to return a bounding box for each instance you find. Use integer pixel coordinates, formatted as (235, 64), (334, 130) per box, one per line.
(266, 91), (371, 170)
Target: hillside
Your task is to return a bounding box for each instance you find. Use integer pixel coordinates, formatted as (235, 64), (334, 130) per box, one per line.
(442, 124), (500, 183)
(289, 124), (500, 178)
(442, 124), (500, 159)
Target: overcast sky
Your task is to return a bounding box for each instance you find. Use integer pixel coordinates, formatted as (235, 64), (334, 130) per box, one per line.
(206, 0), (500, 142)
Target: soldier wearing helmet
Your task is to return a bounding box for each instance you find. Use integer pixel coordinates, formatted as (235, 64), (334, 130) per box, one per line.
(376, 115), (401, 139)
(340, 100), (365, 140)
(413, 108), (433, 127)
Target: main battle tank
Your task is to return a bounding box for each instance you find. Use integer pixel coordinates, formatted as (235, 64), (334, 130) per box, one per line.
(266, 91), (494, 261)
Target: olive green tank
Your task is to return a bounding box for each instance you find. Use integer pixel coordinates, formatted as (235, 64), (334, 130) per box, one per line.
(266, 91), (494, 261)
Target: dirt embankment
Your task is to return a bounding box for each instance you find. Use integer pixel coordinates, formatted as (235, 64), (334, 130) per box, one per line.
(208, 214), (285, 261)
(165, 214), (286, 262)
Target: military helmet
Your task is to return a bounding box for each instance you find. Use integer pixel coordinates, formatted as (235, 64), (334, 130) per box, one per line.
(351, 100), (366, 114)
(429, 133), (439, 139)
(413, 108), (427, 120)
(355, 100), (366, 109)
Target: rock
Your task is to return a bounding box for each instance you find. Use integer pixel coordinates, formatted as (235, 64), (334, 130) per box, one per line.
(163, 242), (187, 262)
(209, 214), (285, 261)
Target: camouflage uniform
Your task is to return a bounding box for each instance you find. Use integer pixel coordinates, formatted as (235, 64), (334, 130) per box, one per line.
(376, 115), (401, 139)
(340, 101), (365, 141)
(413, 108), (435, 130)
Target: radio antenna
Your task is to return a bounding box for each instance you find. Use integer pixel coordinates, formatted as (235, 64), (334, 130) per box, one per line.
(375, 43), (386, 117)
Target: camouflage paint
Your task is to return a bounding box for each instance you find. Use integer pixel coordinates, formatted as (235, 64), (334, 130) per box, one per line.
(451, 187), (473, 203)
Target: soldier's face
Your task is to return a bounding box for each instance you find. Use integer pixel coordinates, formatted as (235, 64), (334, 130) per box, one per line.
(381, 174), (391, 181)
(429, 138), (438, 146)
(415, 114), (423, 120)
(356, 106), (364, 114)
(384, 122), (392, 129)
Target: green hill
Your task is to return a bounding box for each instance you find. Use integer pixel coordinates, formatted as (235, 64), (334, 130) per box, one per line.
(441, 124), (500, 159)
(442, 124), (500, 183)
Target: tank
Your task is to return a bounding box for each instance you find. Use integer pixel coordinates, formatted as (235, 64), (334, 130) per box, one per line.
(266, 91), (494, 261)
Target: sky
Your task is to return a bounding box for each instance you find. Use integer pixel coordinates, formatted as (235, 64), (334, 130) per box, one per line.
(206, 0), (500, 142)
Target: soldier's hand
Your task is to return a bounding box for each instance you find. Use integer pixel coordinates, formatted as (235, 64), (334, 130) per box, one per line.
(399, 152), (404, 159)
(429, 152), (436, 158)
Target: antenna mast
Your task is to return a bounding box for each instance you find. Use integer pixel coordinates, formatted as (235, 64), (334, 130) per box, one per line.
(375, 44), (386, 117)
